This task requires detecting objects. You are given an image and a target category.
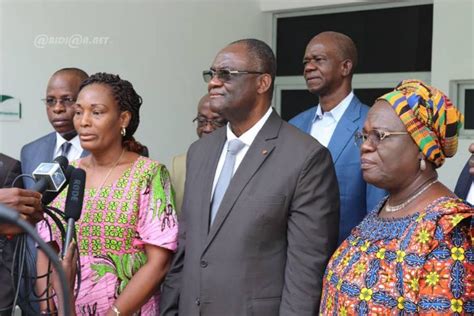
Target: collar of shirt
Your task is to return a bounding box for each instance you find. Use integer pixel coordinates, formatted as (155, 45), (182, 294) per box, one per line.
(466, 181), (474, 205)
(312, 91), (354, 124)
(54, 133), (82, 158)
(225, 106), (273, 147)
(211, 107), (273, 199)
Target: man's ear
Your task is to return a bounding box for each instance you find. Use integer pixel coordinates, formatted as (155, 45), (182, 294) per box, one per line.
(341, 59), (353, 77)
(257, 74), (272, 95)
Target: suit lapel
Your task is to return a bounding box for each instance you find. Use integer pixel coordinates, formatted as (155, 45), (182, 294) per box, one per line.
(455, 162), (472, 199)
(303, 107), (317, 134)
(0, 154), (10, 187)
(43, 132), (56, 162)
(327, 97), (362, 164)
(203, 111), (281, 254)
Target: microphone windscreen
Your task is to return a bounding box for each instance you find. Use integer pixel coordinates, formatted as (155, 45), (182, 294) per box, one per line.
(42, 166), (76, 205)
(64, 168), (86, 221)
(54, 156), (69, 171)
(64, 165), (75, 180)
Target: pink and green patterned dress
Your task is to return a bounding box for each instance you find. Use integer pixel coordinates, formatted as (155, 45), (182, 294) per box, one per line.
(37, 156), (178, 315)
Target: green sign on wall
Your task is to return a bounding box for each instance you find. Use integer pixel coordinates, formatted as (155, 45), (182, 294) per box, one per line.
(0, 95), (22, 121)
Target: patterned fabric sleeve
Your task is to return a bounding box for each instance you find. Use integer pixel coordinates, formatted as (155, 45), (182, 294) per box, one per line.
(133, 164), (178, 252)
(36, 218), (54, 243)
(418, 212), (474, 315)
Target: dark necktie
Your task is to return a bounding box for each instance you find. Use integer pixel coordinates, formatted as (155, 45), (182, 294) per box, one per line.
(60, 142), (72, 157)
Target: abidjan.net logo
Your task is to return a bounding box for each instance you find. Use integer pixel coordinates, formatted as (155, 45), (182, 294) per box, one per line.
(0, 95), (22, 120)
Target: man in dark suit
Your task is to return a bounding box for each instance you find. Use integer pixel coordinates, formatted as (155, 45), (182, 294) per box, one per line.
(454, 142), (474, 204)
(289, 32), (386, 244)
(19, 68), (88, 315)
(0, 154), (42, 316)
(160, 39), (340, 315)
(21, 68), (89, 188)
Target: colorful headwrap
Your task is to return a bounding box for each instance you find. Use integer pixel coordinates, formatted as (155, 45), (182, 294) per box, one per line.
(378, 79), (463, 168)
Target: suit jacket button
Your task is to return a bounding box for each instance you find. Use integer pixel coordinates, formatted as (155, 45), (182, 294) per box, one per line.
(195, 298), (200, 306)
(200, 260), (208, 268)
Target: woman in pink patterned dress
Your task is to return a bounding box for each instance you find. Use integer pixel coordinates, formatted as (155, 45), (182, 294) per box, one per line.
(36, 73), (178, 316)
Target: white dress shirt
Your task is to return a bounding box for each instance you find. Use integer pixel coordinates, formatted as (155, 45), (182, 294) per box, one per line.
(309, 92), (354, 147)
(211, 107), (273, 198)
(466, 182), (474, 205)
(54, 133), (83, 162)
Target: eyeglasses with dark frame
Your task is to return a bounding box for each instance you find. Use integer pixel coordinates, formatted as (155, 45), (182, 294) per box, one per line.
(202, 69), (264, 83)
(42, 97), (76, 107)
(354, 129), (409, 148)
(193, 116), (227, 128)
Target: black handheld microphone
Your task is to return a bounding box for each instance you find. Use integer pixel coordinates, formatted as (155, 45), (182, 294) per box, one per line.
(31, 156), (69, 193)
(61, 168), (86, 257)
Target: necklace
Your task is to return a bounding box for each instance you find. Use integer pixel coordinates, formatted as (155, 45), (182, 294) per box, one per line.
(385, 179), (438, 213)
(92, 148), (125, 200)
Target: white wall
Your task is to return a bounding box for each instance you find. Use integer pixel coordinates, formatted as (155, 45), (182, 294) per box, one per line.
(431, 0), (474, 189)
(0, 0), (271, 166)
(1, 0), (472, 190)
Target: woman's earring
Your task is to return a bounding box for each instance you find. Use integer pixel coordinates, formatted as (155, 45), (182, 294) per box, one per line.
(121, 127), (126, 137)
(420, 158), (426, 171)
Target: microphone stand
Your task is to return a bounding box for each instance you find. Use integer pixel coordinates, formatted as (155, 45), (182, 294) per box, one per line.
(0, 203), (72, 316)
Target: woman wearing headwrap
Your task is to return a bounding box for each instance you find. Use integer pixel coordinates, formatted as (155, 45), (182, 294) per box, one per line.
(319, 80), (473, 315)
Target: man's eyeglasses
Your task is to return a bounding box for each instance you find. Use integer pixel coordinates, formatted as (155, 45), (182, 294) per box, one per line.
(202, 69), (264, 83)
(42, 97), (76, 107)
(354, 129), (409, 148)
(193, 116), (227, 128)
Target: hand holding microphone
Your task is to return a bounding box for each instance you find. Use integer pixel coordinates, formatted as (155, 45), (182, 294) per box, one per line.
(0, 188), (42, 217)
(0, 157), (71, 234)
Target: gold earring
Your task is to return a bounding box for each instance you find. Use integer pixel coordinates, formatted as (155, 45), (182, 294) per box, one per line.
(420, 158), (426, 171)
(121, 127), (126, 137)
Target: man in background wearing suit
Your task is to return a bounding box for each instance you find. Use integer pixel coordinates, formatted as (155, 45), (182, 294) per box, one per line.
(0, 154), (41, 316)
(169, 94), (227, 212)
(21, 68), (89, 188)
(289, 31), (386, 244)
(454, 142), (474, 204)
(19, 68), (88, 315)
(161, 39), (340, 315)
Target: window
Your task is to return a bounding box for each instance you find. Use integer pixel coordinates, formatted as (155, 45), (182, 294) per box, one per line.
(450, 80), (474, 137)
(272, 0), (433, 120)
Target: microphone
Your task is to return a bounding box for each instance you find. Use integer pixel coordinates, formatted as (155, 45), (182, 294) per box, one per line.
(0, 203), (73, 315)
(42, 165), (75, 205)
(62, 168), (86, 257)
(31, 156), (69, 193)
